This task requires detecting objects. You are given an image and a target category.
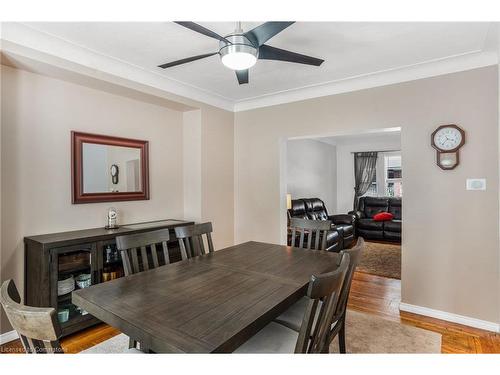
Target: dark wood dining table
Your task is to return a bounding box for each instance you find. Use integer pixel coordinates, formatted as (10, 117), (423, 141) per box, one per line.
(72, 241), (340, 353)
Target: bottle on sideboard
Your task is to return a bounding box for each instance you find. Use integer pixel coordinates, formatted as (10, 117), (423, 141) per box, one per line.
(102, 245), (122, 281)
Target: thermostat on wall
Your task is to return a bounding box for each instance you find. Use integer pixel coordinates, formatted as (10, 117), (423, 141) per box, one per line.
(466, 178), (486, 191)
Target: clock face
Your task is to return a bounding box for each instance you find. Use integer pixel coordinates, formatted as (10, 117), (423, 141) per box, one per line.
(110, 165), (118, 176)
(433, 127), (463, 151)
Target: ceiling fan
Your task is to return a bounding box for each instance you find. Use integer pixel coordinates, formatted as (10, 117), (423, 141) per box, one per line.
(158, 21), (325, 85)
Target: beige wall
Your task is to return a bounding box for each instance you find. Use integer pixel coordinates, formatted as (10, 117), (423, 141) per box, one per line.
(0, 65), (184, 333)
(201, 106), (234, 249)
(182, 105), (235, 249)
(0, 66), (235, 334)
(183, 109), (202, 222)
(287, 139), (337, 212)
(235, 67), (499, 324)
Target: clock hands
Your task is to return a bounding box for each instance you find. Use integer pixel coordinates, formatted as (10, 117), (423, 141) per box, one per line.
(440, 135), (457, 148)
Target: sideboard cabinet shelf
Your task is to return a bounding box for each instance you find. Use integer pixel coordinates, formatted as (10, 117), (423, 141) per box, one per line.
(24, 219), (193, 336)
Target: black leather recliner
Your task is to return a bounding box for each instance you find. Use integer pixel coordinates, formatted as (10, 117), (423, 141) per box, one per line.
(288, 198), (356, 252)
(349, 196), (402, 242)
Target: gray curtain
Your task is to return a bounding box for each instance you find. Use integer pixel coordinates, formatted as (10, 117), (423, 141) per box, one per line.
(353, 152), (378, 210)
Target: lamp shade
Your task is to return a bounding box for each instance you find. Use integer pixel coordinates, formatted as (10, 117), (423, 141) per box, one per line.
(286, 194), (292, 210)
(221, 51), (257, 70)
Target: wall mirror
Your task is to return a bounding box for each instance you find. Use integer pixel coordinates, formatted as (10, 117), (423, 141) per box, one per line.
(72, 131), (149, 204)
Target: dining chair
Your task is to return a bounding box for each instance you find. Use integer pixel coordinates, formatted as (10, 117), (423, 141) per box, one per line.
(116, 228), (178, 351)
(234, 254), (350, 353)
(116, 228), (180, 276)
(289, 217), (332, 250)
(0, 279), (140, 354)
(273, 237), (366, 353)
(174, 222), (214, 258)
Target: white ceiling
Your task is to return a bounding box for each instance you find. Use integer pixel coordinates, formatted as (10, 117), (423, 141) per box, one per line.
(20, 22), (494, 106)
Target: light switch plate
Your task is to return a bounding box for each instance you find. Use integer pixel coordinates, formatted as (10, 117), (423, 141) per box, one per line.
(466, 178), (486, 191)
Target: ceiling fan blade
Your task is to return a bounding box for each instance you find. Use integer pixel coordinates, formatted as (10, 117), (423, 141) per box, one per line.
(235, 69), (249, 85)
(258, 45), (324, 66)
(175, 22), (232, 44)
(158, 52), (218, 69)
(244, 22), (295, 47)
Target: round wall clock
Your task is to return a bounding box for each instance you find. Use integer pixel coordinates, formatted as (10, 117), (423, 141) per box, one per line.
(431, 124), (465, 170)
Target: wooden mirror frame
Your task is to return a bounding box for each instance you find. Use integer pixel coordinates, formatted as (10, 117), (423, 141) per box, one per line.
(71, 131), (150, 204)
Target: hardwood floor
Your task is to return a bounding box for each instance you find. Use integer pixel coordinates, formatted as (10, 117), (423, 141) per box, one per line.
(1, 271), (499, 353)
(349, 272), (500, 353)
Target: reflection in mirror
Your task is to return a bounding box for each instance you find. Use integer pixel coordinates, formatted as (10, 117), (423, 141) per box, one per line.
(82, 143), (142, 193)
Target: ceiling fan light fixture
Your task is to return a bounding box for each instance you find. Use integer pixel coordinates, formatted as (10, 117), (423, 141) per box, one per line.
(221, 51), (257, 70)
(219, 34), (258, 70)
(162, 22), (323, 85)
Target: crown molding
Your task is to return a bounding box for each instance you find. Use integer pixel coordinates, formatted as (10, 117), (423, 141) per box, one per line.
(2, 22), (498, 113)
(1, 22), (235, 112)
(233, 49), (498, 112)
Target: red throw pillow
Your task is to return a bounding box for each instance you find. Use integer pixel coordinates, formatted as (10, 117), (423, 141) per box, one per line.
(373, 212), (394, 221)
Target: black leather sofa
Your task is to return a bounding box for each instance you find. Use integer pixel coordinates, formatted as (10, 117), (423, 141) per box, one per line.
(288, 198), (356, 252)
(349, 197), (401, 242)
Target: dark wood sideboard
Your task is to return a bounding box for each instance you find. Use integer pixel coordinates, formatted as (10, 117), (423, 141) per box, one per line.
(24, 219), (194, 337)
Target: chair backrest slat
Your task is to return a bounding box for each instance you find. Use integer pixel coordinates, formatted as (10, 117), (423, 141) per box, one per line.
(206, 232), (214, 253)
(1, 280), (63, 354)
(321, 229), (328, 250)
(299, 230), (305, 248)
(162, 241), (170, 265)
(291, 229), (297, 249)
(150, 243), (159, 268)
(198, 235), (206, 255)
(314, 229), (320, 249)
(130, 248), (140, 274)
(116, 229), (172, 276)
(315, 238), (366, 349)
(294, 254), (350, 353)
(289, 218), (332, 251)
(295, 299), (319, 353)
(121, 250), (133, 276)
(185, 236), (193, 258)
(178, 238), (189, 260)
(306, 229), (313, 249)
(175, 222), (214, 258)
(331, 237), (366, 325)
(140, 246), (149, 271)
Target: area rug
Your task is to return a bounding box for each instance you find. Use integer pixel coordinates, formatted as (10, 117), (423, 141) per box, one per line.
(81, 334), (139, 354)
(81, 310), (441, 354)
(330, 310), (441, 353)
(357, 241), (401, 279)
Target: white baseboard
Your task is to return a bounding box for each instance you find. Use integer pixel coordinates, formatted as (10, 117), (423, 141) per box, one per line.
(0, 330), (19, 345)
(399, 302), (500, 333)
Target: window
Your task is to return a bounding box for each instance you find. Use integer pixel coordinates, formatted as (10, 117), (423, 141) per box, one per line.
(364, 170), (378, 196)
(385, 154), (402, 197)
(358, 151), (402, 198)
